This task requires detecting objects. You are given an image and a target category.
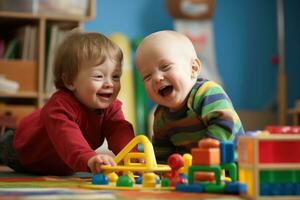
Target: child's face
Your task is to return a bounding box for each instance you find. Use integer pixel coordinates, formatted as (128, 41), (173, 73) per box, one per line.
(66, 58), (121, 109)
(136, 37), (199, 111)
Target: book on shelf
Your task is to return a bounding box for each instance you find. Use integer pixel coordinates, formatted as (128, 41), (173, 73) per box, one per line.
(44, 25), (69, 94)
(19, 26), (30, 60)
(19, 25), (37, 60)
(28, 26), (37, 60)
(0, 39), (4, 58)
(3, 38), (18, 59)
(44, 25), (58, 94)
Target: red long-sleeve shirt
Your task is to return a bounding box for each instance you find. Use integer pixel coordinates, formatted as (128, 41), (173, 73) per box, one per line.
(13, 89), (135, 175)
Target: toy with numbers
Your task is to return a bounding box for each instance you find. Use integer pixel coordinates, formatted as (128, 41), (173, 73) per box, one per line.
(238, 126), (300, 199)
(81, 135), (246, 195)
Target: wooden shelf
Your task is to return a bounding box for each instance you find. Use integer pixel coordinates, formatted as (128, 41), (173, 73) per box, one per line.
(0, 0), (95, 121)
(0, 92), (38, 98)
(0, 11), (94, 21)
(0, 0), (95, 21)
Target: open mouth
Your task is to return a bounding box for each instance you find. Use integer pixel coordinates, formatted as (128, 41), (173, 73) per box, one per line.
(97, 93), (112, 99)
(158, 85), (173, 97)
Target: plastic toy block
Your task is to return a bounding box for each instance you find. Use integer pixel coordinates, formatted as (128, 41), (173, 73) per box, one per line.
(220, 141), (235, 163)
(106, 172), (118, 183)
(198, 138), (220, 149)
(259, 140), (300, 163)
(260, 182), (300, 196)
(81, 135), (175, 191)
(296, 183), (300, 195)
(260, 183), (270, 196)
(283, 183), (296, 195)
(178, 153), (192, 174)
(142, 172), (156, 187)
(238, 168), (254, 196)
(262, 183), (290, 195)
(220, 163), (237, 182)
(260, 170), (275, 183)
(203, 182), (225, 193)
(260, 170), (300, 184)
(166, 154), (187, 186)
(265, 125), (300, 134)
(237, 138), (254, 164)
(135, 176), (142, 184)
(175, 184), (204, 193)
(168, 154), (184, 170)
(224, 182), (247, 194)
(161, 178), (170, 187)
(116, 175), (134, 187)
(191, 148), (220, 165)
(101, 135), (171, 172)
(265, 125), (293, 133)
(92, 173), (108, 185)
(188, 165), (221, 185)
(194, 172), (215, 182)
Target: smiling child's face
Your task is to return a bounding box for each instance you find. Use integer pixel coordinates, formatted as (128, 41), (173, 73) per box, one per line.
(136, 31), (200, 111)
(65, 58), (121, 110)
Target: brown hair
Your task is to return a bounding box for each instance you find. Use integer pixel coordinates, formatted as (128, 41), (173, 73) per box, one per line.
(53, 31), (123, 89)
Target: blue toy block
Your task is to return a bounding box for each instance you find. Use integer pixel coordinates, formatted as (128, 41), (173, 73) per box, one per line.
(155, 176), (160, 184)
(270, 183), (284, 195)
(283, 183), (294, 195)
(260, 183), (296, 196)
(203, 183), (225, 193)
(224, 182), (247, 194)
(135, 176), (142, 184)
(260, 183), (270, 196)
(175, 184), (204, 193)
(220, 141), (235, 163)
(92, 173), (108, 185)
(295, 183), (300, 195)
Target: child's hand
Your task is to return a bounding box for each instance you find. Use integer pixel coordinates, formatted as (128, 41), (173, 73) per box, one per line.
(87, 154), (116, 174)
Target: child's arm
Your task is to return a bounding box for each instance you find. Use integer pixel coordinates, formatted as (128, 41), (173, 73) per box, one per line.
(196, 81), (244, 141)
(87, 154), (116, 174)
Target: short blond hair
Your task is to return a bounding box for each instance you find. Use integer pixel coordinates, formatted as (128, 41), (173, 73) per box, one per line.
(53, 31), (123, 89)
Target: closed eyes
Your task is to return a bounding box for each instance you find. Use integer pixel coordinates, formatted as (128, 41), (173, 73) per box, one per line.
(142, 74), (151, 82)
(160, 64), (171, 71)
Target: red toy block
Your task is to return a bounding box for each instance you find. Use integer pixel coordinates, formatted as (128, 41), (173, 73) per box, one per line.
(191, 148), (220, 165)
(198, 138), (220, 149)
(259, 140), (300, 163)
(265, 125), (300, 134)
(194, 172), (215, 182)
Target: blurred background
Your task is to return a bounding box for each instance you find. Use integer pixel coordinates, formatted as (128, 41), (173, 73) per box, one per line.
(85, 0), (300, 133)
(0, 0), (299, 135)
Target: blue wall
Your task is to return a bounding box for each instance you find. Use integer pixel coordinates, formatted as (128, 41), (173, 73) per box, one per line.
(85, 0), (300, 110)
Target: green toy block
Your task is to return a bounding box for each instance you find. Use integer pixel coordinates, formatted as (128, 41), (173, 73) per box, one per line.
(220, 162), (237, 182)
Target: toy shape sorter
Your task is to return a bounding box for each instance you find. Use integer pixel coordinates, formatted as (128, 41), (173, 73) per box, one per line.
(238, 126), (300, 200)
(81, 135), (246, 195)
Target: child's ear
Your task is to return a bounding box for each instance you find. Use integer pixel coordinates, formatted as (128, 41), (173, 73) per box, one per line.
(62, 74), (75, 91)
(191, 58), (201, 78)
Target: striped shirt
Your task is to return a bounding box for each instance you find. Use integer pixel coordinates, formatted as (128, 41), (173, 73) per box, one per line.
(152, 78), (244, 162)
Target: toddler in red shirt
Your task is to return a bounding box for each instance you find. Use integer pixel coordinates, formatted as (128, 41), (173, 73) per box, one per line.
(0, 31), (136, 175)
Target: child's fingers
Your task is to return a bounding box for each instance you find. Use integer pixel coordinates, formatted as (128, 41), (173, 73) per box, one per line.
(100, 156), (116, 166)
(108, 157), (116, 166)
(94, 160), (102, 173)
